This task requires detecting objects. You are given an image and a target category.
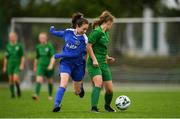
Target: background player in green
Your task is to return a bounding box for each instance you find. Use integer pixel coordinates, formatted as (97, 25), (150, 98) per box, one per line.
(32, 32), (55, 100)
(3, 32), (25, 98)
(87, 11), (116, 112)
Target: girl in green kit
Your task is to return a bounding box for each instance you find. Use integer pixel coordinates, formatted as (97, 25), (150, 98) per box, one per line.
(32, 32), (55, 100)
(87, 11), (116, 112)
(3, 32), (25, 98)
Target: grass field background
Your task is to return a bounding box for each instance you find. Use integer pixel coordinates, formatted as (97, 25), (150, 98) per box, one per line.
(0, 83), (180, 118)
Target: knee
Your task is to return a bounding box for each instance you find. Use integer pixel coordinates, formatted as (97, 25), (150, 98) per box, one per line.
(92, 75), (103, 88)
(9, 80), (14, 84)
(94, 81), (103, 88)
(9, 77), (14, 84)
(106, 88), (113, 94)
(59, 80), (68, 88)
(105, 85), (113, 93)
(48, 79), (53, 84)
(60, 84), (67, 89)
(36, 76), (43, 83)
(13, 75), (19, 79)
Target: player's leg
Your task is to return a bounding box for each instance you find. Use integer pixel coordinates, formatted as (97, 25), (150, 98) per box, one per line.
(71, 63), (85, 98)
(103, 81), (116, 112)
(46, 69), (54, 100)
(102, 64), (116, 112)
(73, 80), (84, 98)
(47, 77), (53, 100)
(7, 64), (15, 98)
(13, 74), (21, 97)
(32, 65), (45, 100)
(53, 60), (72, 112)
(9, 75), (15, 98)
(91, 75), (103, 112)
(87, 63), (102, 112)
(73, 81), (81, 95)
(13, 64), (21, 97)
(32, 76), (43, 100)
(53, 73), (69, 112)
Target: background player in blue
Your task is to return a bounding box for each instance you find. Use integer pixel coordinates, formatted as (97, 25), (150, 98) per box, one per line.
(49, 12), (89, 112)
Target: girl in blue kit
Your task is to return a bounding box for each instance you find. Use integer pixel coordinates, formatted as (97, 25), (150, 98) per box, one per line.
(49, 13), (89, 112)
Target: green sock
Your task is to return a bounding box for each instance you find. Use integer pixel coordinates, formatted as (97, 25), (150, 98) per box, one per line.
(48, 83), (53, 96)
(105, 93), (113, 106)
(15, 82), (21, 96)
(10, 84), (15, 97)
(91, 87), (101, 107)
(35, 82), (41, 96)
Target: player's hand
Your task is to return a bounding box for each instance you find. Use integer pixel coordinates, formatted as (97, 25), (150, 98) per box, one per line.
(19, 64), (24, 71)
(107, 56), (115, 64)
(2, 67), (6, 73)
(93, 59), (99, 67)
(49, 26), (55, 33)
(47, 64), (53, 70)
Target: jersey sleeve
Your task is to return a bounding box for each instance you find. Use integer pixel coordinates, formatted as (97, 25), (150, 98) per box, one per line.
(88, 30), (102, 44)
(49, 26), (65, 38)
(83, 34), (88, 44)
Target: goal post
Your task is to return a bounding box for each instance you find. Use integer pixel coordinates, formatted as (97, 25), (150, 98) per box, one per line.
(11, 17), (180, 56)
(10, 17), (180, 88)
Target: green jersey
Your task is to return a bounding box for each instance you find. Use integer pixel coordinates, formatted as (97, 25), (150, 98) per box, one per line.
(88, 26), (109, 63)
(36, 42), (55, 66)
(5, 42), (24, 64)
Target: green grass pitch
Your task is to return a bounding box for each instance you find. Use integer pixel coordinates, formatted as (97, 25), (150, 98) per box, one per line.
(0, 87), (180, 118)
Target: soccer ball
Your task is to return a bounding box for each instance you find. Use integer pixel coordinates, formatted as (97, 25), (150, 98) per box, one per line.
(115, 95), (131, 110)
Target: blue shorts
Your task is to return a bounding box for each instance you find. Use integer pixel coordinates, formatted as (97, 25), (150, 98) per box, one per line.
(59, 59), (85, 81)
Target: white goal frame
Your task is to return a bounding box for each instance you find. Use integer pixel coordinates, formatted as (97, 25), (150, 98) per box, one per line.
(10, 17), (180, 88)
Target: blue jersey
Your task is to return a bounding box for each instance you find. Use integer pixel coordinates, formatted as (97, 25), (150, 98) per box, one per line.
(50, 27), (88, 62)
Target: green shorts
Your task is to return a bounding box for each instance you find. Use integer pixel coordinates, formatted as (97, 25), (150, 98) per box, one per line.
(37, 64), (54, 78)
(7, 63), (20, 75)
(87, 59), (112, 81)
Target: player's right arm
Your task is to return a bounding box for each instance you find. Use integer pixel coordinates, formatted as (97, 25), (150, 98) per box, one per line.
(33, 59), (37, 72)
(87, 43), (98, 67)
(47, 56), (55, 70)
(3, 58), (7, 73)
(33, 46), (39, 72)
(47, 43), (55, 70)
(87, 30), (102, 67)
(3, 46), (9, 73)
(49, 26), (65, 38)
(19, 44), (25, 71)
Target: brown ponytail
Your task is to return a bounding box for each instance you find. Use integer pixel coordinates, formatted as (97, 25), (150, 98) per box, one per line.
(72, 12), (88, 28)
(92, 10), (114, 29)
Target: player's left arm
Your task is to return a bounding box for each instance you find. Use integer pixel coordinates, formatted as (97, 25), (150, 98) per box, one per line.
(3, 46), (9, 73)
(49, 26), (65, 38)
(47, 43), (55, 70)
(85, 54), (88, 61)
(19, 45), (25, 71)
(20, 56), (25, 71)
(3, 58), (7, 73)
(106, 54), (115, 64)
(48, 56), (55, 70)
